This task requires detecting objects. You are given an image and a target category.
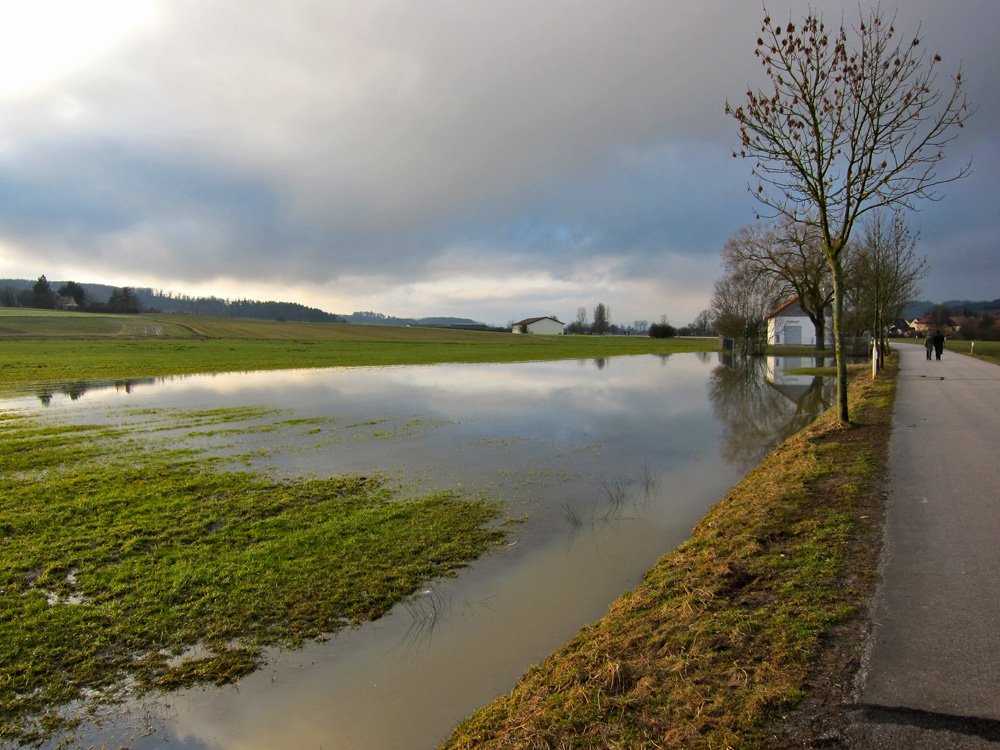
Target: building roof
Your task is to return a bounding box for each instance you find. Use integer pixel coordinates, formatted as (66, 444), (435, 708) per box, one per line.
(513, 316), (564, 326)
(765, 296), (834, 321)
(765, 296), (802, 320)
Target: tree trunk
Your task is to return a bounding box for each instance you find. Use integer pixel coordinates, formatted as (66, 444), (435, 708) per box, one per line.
(830, 254), (850, 425)
(813, 314), (827, 351)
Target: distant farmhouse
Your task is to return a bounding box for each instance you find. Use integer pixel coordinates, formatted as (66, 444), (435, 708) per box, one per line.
(54, 296), (79, 311)
(765, 296), (833, 347)
(908, 316), (958, 335)
(888, 319), (913, 337)
(512, 316), (564, 335)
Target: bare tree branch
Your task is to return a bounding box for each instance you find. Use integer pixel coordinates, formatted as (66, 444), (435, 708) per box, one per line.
(725, 5), (972, 423)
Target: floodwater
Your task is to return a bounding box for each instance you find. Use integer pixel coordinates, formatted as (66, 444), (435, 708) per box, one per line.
(7, 353), (835, 750)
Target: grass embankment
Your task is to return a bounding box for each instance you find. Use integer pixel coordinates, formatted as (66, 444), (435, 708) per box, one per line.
(0, 407), (511, 745)
(443, 360), (895, 749)
(0, 309), (717, 388)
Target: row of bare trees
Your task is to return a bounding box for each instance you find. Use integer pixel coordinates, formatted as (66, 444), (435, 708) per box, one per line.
(566, 304), (612, 335)
(712, 207), (926, 362)
(724, 5), (972, 423)
(848, 210), (926, 365)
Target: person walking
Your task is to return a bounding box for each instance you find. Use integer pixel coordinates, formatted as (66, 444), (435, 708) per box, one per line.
(924, 332), (934, 360)
(933, 329), (946, 360)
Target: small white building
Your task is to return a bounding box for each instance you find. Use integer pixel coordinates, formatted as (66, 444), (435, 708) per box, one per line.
(766, 297), (832, 346)
(512, 316), (564, 335)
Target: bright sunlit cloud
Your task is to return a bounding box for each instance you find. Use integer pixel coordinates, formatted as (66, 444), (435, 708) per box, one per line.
(0, 0), (995, 325)
(0, 0), (160, 98)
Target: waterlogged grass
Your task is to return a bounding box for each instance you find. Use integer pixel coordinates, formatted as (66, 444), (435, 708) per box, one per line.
(0, 408), (509, 745)
(0, 310), (717, 391)
(442, 361), (896, 750)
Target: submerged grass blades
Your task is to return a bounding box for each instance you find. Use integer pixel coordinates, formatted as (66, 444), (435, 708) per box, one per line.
(0, 409), (509, 745)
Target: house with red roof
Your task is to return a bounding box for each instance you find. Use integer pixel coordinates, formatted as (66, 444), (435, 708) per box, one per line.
(765, 296), (833, 347)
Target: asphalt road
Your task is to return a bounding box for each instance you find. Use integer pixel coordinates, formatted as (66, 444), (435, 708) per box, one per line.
(848, 344), (1000, 748)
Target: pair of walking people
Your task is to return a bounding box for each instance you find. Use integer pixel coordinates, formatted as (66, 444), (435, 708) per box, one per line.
(924, 330), (946, 360)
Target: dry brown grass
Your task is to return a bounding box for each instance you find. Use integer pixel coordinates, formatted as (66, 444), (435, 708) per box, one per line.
(442, 360), (895, 750)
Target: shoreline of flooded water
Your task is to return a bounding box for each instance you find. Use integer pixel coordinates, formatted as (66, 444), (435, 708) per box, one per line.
(4, 353), (836, 750)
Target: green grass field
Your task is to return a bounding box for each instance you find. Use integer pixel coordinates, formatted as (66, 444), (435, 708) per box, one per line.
(0, 308), (719, 390)
(899, 336), (1000, 366)
(11, 309), (982, 747)
(0, 406), (511, 744)
(0, 307), (715, 743)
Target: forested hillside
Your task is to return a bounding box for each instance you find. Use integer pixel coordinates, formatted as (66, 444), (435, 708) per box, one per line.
(0, 279), (484, 327)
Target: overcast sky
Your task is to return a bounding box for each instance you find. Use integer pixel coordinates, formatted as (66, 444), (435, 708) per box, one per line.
(0, 0), (995, 326)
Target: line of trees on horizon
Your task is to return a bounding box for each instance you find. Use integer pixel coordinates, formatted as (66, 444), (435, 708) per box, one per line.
(0, 276), (489, 327)
(0, 276), (350, 322)
(0, 276), (143, 314)
(560, 305), (718, 338)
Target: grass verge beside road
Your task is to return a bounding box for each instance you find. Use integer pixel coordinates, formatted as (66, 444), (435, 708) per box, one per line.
(442, 360), (895, 749)
(910, 337), (1000, 366)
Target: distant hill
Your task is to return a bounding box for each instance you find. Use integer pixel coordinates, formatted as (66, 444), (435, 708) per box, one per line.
(903, 299), (1000, 319)
(337, 311), (486, 327)
(0, 279), (485, 327)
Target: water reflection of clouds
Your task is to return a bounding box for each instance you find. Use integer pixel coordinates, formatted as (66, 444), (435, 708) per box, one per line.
(12, 352), (841, 750)
(328, 358), (680, 398)
(12, 355), (710, 413)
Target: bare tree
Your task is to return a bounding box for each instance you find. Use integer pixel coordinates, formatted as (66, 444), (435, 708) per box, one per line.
(846, 208), (927, 364)
(711, 259), (784, 355)
(565, 306), (589, 335)
(692, 309), (713, 335)
(722, 219), (833, 349)
(727, 6), (972, 423)
(927, 304), (953, 331)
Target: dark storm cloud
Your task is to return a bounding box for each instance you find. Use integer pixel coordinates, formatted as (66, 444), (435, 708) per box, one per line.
(0, 0), (995, 321)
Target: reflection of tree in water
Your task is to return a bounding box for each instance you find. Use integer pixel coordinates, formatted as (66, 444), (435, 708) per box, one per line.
(709, 354), (834, 471)
(37, 382), (91, 405)
(35, 379), (152, 406)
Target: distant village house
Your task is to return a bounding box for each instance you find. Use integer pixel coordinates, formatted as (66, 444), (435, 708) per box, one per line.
(54, 296), (79, 311)
(888, 319), (913, 337)
(908, 316), (958, 335)
(512, 316), (564, 335)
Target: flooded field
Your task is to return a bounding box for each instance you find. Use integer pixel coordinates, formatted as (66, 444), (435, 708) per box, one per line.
(4, 353), (834, 750)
